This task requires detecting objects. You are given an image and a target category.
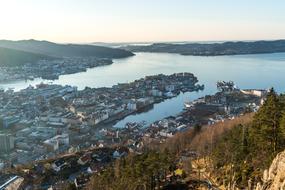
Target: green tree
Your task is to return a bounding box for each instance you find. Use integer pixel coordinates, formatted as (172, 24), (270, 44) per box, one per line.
(194, 124), (202, 134)
(211, 124), (251, 186)
(88, 151), (175, 190)
(251, 88), (284, 154)
(278, 93), (285, 141)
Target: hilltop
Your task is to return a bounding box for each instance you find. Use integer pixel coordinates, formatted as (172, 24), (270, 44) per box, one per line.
(123, 40), (285, 56)
(0, 39), (134, 59)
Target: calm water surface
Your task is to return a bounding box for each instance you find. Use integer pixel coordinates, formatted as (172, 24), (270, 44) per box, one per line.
(1, 53), (285, 127)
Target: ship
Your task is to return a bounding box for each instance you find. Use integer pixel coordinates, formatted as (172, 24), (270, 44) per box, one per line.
(184, 101), (194, 109)
(184, 97), (205, 109)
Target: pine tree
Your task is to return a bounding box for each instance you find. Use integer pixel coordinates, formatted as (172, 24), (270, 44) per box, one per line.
(251, 88), (284, 154)
(278, 114), (285, 150)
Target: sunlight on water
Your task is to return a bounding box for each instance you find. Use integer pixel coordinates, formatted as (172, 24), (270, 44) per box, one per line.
(1, 52), (285, 127)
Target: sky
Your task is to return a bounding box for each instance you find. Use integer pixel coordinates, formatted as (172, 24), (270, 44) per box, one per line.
(0, 0), (285, 43)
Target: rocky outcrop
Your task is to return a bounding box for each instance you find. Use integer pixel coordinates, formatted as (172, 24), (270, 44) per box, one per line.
(256, 150), (285, 190)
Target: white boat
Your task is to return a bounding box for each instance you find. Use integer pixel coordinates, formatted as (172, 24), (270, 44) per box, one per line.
(184, 101), (194, 109)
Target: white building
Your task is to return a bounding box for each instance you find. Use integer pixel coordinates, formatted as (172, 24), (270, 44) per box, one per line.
(240, 89), (267, 97)
(165, 85), (175, 92)
(93, 111), (109, 125)
(44, 139), (59, 151)
(164, 91), (175, 97)
(43, 134), (69, 151)
(127, 101), (137, 111)
(158, 131), (173, 138)
(151, 89), (163, 97)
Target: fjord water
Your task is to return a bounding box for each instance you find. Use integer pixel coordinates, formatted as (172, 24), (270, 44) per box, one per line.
(1, 52), (285, 127)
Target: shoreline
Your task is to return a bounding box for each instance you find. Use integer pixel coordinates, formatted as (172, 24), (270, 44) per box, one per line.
(95, 90), (203, 129)
(0, 58), (114, 84)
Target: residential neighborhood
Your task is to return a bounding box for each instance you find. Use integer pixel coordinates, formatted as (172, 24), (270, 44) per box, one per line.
(0, 73), (202, 168)
(0, 78), (268, 189)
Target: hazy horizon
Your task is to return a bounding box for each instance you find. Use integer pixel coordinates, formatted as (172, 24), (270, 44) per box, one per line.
(1, 0), (285, 43)
(2, 38), (285, 45)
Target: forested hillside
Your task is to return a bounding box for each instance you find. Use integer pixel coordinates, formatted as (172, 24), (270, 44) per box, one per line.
(86, 89), (285, 190)
(0, 47), (52, 67)
(211, 89), (285, 188)
(123, 40), (285, 56)
(0, 40), (134, 58)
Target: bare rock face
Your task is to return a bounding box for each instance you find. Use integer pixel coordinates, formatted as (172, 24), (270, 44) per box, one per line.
(258, 150), (285, 190)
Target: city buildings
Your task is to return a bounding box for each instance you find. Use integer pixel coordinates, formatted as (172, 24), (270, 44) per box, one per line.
(0, 134), (14, 153)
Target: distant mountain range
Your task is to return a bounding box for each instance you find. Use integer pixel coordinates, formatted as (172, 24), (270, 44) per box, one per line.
(123, 40), (285, 56)
(2, 39), (285, 68)
(91, 42), (153, 48)
(0, 39), (134, 67)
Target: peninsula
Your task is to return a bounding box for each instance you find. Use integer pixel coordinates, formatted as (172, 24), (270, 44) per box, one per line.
(0, 40), (134, 82)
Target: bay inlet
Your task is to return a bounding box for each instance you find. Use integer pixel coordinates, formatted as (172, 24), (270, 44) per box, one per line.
(1, 52), (285, 127)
